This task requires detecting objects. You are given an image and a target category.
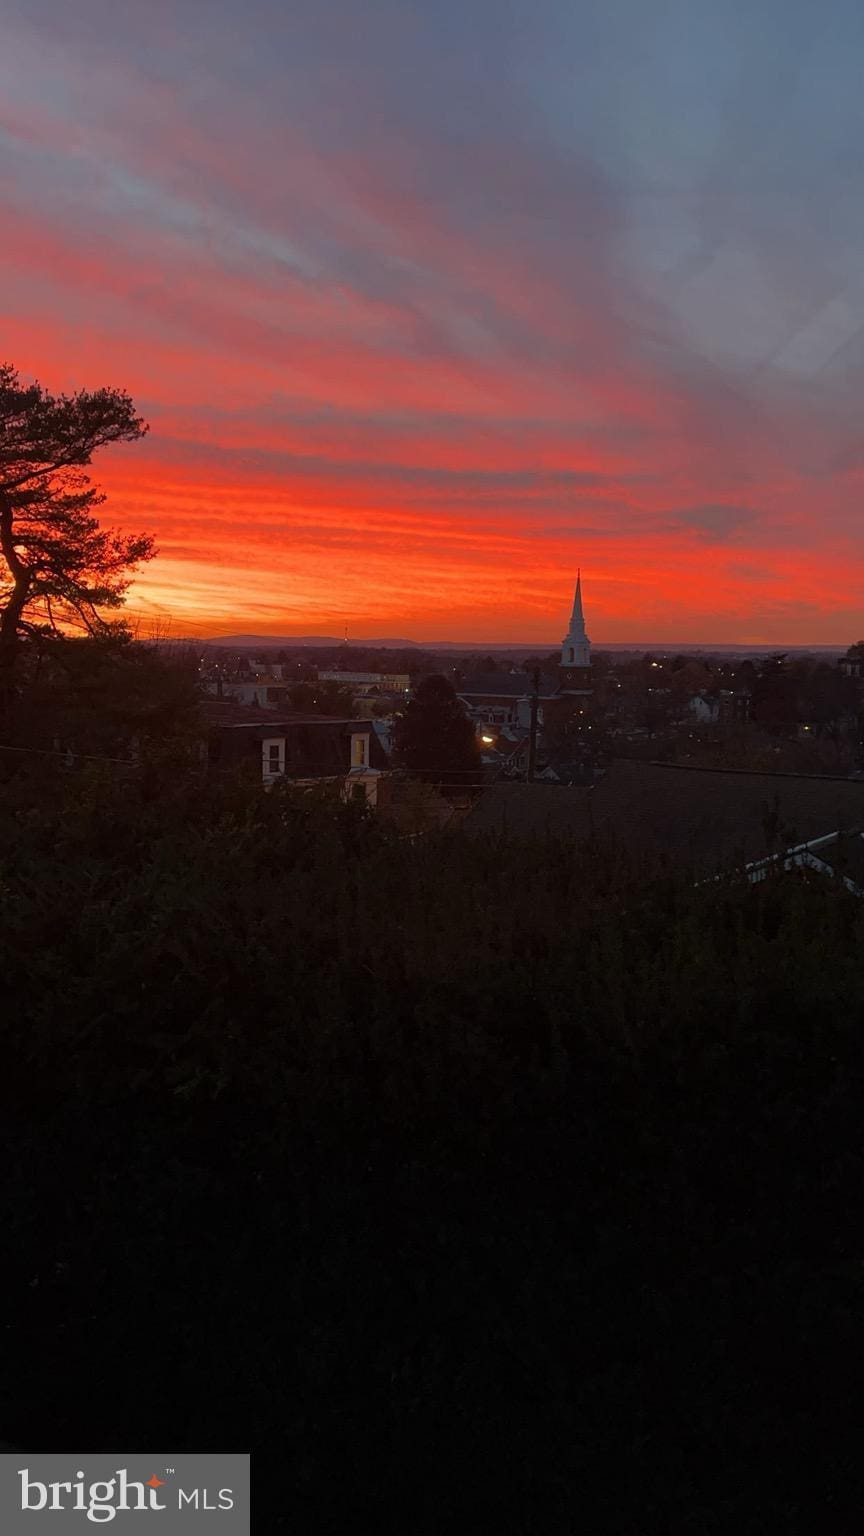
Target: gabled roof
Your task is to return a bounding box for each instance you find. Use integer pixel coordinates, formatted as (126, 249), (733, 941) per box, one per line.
(744, 830), (864, 895)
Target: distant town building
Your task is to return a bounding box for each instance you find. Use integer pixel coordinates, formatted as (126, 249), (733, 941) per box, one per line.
(455, 673), (545, 731)
(840, 644), (864, 682)
(688, 689), (750, 726)
(209, 680), (297, 709)
(689, 692), (719, 725)
(317, 671), (411, 695)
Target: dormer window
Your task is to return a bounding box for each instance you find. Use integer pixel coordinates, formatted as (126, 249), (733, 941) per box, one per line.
(350, 733), (370, 769)
(262, 737), (285, 780)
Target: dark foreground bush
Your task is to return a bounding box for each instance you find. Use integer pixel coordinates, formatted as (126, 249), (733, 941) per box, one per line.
(2, 764), (864, 1531)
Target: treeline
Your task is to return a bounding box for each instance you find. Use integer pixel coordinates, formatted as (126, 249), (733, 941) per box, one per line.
(2, 760), (864, 1528)
(272, 644), (439, 675)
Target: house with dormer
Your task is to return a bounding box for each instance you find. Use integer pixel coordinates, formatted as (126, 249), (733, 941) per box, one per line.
(201, 700), (390, 805)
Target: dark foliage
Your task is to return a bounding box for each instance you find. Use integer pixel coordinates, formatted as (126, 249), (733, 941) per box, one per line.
(393, 673), (480, 785)
(286, 679), (357, 716)
(543, 695), (611, 769)
(0, 363), (153, 701)
(2, 634), (202, 758)
(2, 762), (864, 1529)
(750, 654), (800, 733)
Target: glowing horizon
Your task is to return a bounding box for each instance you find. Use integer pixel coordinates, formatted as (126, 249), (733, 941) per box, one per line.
(3, 0), (864, 645)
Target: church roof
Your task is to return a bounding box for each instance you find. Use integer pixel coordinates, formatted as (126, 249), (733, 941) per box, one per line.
(458, 674), (537, 698)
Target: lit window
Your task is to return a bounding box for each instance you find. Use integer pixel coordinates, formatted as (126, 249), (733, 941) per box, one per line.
(351, 733), (369, 768)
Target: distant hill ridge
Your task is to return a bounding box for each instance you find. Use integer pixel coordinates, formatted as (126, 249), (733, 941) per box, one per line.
(199, 635), (846, 653)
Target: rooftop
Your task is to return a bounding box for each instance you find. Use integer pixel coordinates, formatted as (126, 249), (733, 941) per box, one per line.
(458, 673), (554, 698)
(199, 699), (361, 728)
(465, 758), (864, 874)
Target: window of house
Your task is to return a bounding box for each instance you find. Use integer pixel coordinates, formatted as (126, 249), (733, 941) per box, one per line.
(262, 737), (285, 778)
(350, 733), (369, 768)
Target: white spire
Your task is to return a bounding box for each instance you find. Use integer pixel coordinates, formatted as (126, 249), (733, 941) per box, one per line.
(569, 569), (585, 633)
(561, 569), (590, 668)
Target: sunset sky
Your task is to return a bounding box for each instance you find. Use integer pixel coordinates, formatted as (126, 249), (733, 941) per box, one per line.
(3, 0), (864, 643)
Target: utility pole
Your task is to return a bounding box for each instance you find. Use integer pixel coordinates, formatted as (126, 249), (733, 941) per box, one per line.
(527, 667), (540, 782)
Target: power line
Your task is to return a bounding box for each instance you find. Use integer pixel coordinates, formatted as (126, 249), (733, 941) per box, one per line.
(0, 741), (138, 768)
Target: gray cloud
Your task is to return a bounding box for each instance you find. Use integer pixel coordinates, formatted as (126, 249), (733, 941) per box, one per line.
(667, 504), (760, 541)
(143, 433), (617, 497)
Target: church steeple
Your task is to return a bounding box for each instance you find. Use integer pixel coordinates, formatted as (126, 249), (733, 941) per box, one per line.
(569, 570), (585, 633)
(561, 569), (591, 671)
